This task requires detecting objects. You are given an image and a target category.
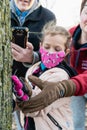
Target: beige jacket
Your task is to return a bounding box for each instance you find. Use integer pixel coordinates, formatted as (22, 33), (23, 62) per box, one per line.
(25, 62), (74, 130)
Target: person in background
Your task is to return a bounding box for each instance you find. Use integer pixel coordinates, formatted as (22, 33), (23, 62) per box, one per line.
(69, 0), (87, 129)
(13, 21), (77, 130)
(11, 0), (56, 78)
(16, 0), (87, 130)
(11, 0), (56, 129)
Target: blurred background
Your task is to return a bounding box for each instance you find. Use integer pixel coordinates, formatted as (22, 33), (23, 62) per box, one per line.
(40, 0), (82, 27)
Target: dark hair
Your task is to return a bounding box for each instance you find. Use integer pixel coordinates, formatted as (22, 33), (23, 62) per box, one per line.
(80, 0), (87, 13)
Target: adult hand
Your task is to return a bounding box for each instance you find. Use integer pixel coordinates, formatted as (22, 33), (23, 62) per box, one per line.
(17, 75), (76, 114)
(11, 42), (34, 63)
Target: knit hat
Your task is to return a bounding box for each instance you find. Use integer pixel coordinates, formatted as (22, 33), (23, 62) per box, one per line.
(80, 0), (87, 13)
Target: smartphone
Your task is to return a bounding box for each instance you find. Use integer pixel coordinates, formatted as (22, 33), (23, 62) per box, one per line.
(11, 27), (29, 48)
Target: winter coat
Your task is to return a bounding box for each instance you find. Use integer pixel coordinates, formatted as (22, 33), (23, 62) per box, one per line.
(25, 61), (76, 130)
(10, 0), (56, 77)
(69, 25), (87, 74)
(69, 25), (87, 96)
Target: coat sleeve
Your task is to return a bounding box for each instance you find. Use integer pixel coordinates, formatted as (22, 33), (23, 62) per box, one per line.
(71, 71), (87, 96)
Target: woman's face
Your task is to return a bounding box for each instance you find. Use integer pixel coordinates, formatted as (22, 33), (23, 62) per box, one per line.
(80, 4), (87, 33)
(14, 0), (34, 12)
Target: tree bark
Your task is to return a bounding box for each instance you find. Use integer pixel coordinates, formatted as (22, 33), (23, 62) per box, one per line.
(0, 0), (12, 130)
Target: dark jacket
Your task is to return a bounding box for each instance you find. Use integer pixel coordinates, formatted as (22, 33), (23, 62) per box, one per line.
(11, 5), (56, 77)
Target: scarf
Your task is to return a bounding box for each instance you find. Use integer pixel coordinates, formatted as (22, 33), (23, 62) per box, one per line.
(10, 0), (40, 25)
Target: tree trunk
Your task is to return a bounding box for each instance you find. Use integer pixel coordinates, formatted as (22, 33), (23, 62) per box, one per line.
(0, 0), (12, 130)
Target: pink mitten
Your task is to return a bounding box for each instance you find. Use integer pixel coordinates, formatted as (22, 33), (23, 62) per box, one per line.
(11, 75), (30, 101)
(11, 75), (23, 91)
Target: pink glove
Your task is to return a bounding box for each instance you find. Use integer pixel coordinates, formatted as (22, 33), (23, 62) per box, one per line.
(11, 75), (32, 101)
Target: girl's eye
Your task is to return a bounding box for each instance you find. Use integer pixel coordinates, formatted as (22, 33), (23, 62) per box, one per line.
(55, 47), (61, 51)
(44, 46), (50, 49)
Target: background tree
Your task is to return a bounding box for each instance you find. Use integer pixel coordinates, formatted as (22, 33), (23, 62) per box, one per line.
(0, 0), (12, 130)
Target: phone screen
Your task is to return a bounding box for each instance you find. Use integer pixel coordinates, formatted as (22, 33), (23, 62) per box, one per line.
(12, 27), (29, 48)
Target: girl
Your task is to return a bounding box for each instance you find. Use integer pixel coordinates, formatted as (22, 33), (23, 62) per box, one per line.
(13, 22), (77, 130)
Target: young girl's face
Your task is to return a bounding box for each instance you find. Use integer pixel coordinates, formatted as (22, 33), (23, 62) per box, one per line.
(41, 34), (66, 53)
(80, 4), (87, 33)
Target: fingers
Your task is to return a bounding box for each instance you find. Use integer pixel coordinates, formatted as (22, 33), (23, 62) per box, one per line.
(11, 42), (34, 62)
(22, 104), (44, 114)
(26, 42), (34, 50)
(28, 75), (44, 90)
(11, 42), (33, 51)
(17, 93), (44, 113)
(11, 43), (23, 52)
(11, 43), (24, 61)
(11, 48), (20, 60)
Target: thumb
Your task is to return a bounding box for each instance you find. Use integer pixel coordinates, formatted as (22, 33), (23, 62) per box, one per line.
(26, 42), (34, 50)
(28, 75), (44, 90)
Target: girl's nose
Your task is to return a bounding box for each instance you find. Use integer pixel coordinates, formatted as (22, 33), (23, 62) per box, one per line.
(48, 48), (55, 53)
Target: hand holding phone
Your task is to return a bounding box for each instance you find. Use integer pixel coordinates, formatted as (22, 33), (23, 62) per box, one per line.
(12, 27), (29, 48)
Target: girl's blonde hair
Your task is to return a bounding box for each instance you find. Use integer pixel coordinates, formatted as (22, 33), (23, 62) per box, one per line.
(41, 21), (71, 49)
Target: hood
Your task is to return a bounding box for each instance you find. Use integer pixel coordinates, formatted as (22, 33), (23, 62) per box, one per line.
(71, 25), (87, 49)
(10, 0), (40, 16)
(72, 25), (81, 44)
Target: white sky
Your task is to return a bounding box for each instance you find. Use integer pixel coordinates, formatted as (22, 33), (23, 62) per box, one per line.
(40, 0), (82, 28)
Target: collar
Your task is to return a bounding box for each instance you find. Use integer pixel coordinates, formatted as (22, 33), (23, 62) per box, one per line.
(15, 6), (29, 18)
(32, 62), (47, 75)
(73, 25), (87, 49)
(73, 25), (81, 42)
(40, 62), (47, 71)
